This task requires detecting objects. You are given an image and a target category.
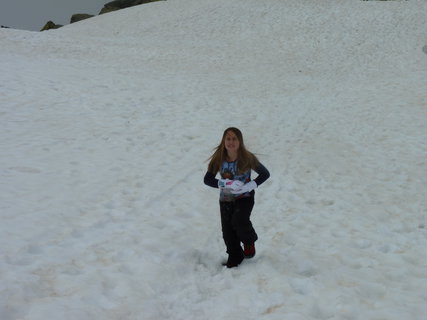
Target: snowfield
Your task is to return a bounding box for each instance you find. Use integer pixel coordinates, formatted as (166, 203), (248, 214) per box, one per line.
(1, 0), (427, 319)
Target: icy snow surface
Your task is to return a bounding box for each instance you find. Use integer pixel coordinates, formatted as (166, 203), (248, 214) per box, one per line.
(1, 0), (427, 319)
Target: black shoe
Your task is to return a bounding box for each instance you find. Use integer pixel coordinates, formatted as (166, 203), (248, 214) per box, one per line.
(225, 253), (244, 268)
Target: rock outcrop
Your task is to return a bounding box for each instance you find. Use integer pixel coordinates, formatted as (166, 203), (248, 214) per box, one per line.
(40, 0), (164, 31)
(99, 0), (163, 14)
(70, 14), (95, 24)
(40, 21), (63, 31)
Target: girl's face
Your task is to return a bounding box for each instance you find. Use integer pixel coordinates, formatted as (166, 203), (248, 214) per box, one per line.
(224, 130), (240, 154)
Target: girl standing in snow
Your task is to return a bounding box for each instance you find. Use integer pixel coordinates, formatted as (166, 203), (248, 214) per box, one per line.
(204, 127), (270, 268)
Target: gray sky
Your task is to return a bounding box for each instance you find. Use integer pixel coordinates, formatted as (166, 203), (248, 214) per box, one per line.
(0, 0), (109, 31)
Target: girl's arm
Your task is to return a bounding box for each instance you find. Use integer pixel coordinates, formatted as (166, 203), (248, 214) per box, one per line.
(204, 171), (219, 188)
(253, 162), (270, 186)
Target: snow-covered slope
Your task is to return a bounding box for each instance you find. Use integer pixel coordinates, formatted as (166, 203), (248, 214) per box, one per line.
(1, 0), (426, 319)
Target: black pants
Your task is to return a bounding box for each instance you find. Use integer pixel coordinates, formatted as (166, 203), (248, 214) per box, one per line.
(219, 197), (258, 258)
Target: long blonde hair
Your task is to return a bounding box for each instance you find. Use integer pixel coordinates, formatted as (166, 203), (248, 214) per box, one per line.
(207, 127), (259, 175)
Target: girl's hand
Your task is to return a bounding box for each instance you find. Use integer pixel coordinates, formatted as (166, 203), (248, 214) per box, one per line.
(230, 181), (257, 194)
(218, 179), (244, 191)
